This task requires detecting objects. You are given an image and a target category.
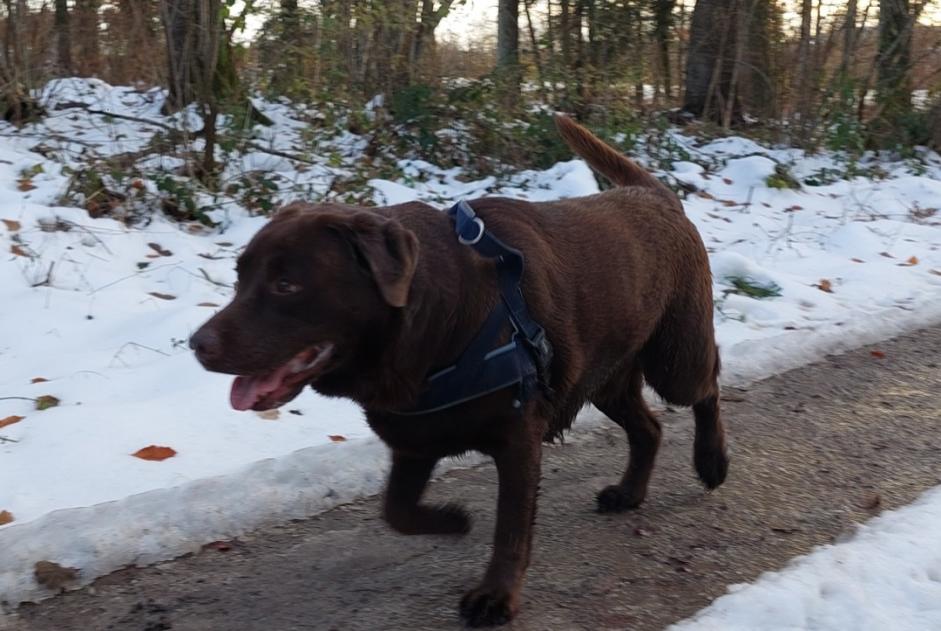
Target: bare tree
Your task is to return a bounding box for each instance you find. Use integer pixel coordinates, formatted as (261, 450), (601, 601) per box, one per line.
(496, 0), (520, 105)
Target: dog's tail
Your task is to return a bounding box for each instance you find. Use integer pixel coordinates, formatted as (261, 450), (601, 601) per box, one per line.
(554, 114), (673, 197)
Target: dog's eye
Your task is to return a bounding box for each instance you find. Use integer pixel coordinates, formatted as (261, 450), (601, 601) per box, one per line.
(272, 278), (301, 295)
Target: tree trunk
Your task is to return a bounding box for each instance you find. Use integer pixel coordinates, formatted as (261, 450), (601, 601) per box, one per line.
(496, 0), (520, 106)
(54, 0), (72, 75)
(74, 0), (100, 76)
(683, 0), (740, 122)
(871, 0), (916, 147)
(653, 0), (675, 100)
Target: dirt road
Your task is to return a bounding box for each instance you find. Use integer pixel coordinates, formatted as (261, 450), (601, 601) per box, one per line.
(10, 327), (941, 631)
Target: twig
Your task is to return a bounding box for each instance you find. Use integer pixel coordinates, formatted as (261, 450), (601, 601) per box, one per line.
(31, 261), (55, 288)
(0, 397), (35, 402)
(198, 267), (233, 288)
(91, 262), (178, 294)
(0, 436), (19, 443)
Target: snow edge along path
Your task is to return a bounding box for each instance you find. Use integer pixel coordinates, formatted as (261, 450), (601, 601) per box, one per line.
(3, 302), (941, 612)
(668, 485), (941, 631)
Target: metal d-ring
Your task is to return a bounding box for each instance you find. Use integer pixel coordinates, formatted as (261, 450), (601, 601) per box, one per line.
(458, 217), (485, 245)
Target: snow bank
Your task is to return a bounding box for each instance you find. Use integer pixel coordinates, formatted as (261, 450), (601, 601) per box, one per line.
(670, 486), (941, 631)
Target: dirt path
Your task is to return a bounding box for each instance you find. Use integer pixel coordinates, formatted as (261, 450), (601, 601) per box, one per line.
(9, 327), (941, 631)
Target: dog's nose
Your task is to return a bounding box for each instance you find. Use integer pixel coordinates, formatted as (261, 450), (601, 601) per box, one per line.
(189, 326), (222, 365)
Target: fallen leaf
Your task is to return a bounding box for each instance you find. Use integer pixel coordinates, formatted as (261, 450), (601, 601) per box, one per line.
(197, 253), (224, 260)
(197, 302), (220, 307)
(770, 526), (801, 535)
(817, 279), (833, 293)
(10, 244), (28, 257)
(785, 205), (803, 212)
(203, 540), (233, 552)
(0, 510), (13, 526)
(697, 191), (716, 200)
(2, 219), (20, 231)
(132, 445), (177, 461)
(870, 350), (886, 358)
(722, 177), (733, 185)
(633, 527), (650, 537)
(0, 415), (24, 429)
(720, 199), (738, 207)
(34, 561), (79, 590)
(850, 257), (865, 263)
(899, 256), (919, 266)
(931, 269), (941, 276)
(31, 377), (48, 383)
(148, 292), (177, 300)
(130, 179), (145, 190)
(17, 178), (36, 192)
(328, 435), (347, 442)
(147, 242), (173, 257)
(35, 395), (60, 410)
(256, 409), (280, 420)
(857, 492), (882, 511)
(879, 251), (894, 258)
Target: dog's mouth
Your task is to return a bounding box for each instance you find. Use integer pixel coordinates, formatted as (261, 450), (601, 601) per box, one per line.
(229, 343), (335, 411)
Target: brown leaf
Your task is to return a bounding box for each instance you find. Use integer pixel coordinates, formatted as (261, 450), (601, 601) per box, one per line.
(31, 377), (48, 383)
(132, 445), (177, 461)
(17, 178), (36, 192)
(0, 415), (24, 429)
(10, 244), (29, 257)
(35, 395), (60, 410)
(0, 510), (13, 526)
(2, 218), (20, 231)
(817, 279), (833, 293)
(697, 191), (716, 200)
(197, 302), (220, 307)
(880, 251), (895, 258)
(256, 409), (280, 420)
(870, 350), (886, 359)
(203, 540), (233, 552)
(148, 292), (177, 300)
(328, 435), (347, 442)
(850, 257), (865, 263)
(34, 561), (79, 590)
(857, 492), (882, 511)
(722, 177), (733, 185)
(899, 256), (919, 267)
(147, 242), (173, 257)
(785, 205), (803, 212)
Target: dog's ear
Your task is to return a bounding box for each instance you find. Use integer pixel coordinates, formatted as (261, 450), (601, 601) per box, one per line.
(342, 213), (420, 308)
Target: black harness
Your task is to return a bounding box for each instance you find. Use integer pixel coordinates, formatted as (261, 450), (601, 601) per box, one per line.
(393, 200), (553, 416)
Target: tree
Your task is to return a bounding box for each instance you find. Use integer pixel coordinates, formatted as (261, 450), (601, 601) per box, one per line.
(74, 0), (101, 76)
(870, 0), (920, 147)
(496, 0), (520, 105)
(54, 0), (72, 75)
(683, 0), (740, 123)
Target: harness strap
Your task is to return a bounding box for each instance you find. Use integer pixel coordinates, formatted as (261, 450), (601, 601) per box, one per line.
(392, 200), (553, 416)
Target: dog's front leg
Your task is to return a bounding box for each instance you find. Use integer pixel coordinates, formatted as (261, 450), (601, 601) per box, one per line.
(460, 424), (543, 627)
(383, 450), (471, 535)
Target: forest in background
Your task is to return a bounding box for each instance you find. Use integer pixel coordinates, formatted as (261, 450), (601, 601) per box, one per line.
(1, 0), (939, 208)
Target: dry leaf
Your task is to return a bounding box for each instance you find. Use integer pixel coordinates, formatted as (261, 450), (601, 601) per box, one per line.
(870, 350), (886, 359)
(17, 178), (36, 192)
(880, 251), (894, 258)
(0, 415), (24, 429)
(850, 258), (865, 263)
(857, 492), (882, 511)
(817, 279), (833, 293)
(148, 292), (177, 300)
(35, 395), (60, 410)
(722, 178), (733, 185)
(328, 435), (347, 442)
(0, 510), (13, 526)
(31, 377), (48, 383)
(10, 244), (28, 257)
(899, 256), (919, 266)
(34, 561), (79, 590)
(147, 242), (173, 257)
(132, 445), (177, 461)
(697, 191), (716, 200)
(2, 218), (20, 231)
(720, 199), (738, 207)
(256, 409), (279, 420)
(785, 205), (804, 212)
(197, 302), (220, 307)
(931, 269), (941, 276)
(203, 540), (233, 552)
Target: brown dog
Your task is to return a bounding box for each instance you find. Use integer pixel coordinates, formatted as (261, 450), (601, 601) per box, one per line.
(190, 116), (728, 627)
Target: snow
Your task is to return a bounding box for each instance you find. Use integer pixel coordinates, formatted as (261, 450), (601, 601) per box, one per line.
(670, 486), (941, 631)
(1, 79), (941, 615)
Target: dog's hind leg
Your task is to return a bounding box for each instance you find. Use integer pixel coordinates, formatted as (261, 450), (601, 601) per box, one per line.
(591, 366), (662, 512)
(383, 451), (471, 535)
(693, 388), (727, 489)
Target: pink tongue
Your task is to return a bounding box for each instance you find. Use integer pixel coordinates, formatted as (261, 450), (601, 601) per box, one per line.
(230, 375), (264, 411)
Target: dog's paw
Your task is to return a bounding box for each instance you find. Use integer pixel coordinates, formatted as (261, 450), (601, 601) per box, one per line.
(596, 484), (644, 513)
(694, 442), (729, 490)
(459, 584), (517, 627)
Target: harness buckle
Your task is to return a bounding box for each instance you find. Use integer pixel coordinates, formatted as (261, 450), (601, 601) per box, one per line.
(458, 217), (485, 245)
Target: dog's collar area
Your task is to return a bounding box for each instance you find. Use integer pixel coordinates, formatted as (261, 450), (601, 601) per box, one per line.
(392, 200), (553, 416)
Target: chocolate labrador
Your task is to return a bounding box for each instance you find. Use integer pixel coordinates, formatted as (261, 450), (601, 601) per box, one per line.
(190, 116), (728, 627)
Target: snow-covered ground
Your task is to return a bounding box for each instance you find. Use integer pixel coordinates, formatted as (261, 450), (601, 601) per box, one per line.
(1, 79), (940, 617)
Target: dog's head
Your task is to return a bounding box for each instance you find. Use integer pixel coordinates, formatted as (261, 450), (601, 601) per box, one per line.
(189, 203), (419, 411)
